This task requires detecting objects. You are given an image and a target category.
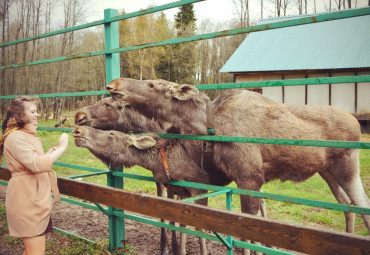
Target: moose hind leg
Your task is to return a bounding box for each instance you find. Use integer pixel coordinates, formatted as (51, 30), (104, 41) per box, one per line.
(328, 149), (370, 232)
(319, 171), (356, 233)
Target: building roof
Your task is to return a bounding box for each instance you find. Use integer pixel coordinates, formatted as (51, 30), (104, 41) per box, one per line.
(220, 10), (370, 73)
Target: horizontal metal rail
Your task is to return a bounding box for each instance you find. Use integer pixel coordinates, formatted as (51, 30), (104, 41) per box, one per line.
(158, 133), (370, 149)
(1, 75), (369, 100)
(53, 227), (95, 244)
(0, 0), (205, 48)
(112, 171), (370, 215)
(1, 7), (369, 71)
(54, 161), (109, 173)
(196, 75), (370, 90)
(182, 189), (232, 203)
(0, 124), (365, 149)
(67, 171), (109, 179)
(0, 90), (109, 99)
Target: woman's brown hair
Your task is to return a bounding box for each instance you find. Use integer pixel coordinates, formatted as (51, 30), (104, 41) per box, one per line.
(2, 96), (40, 133)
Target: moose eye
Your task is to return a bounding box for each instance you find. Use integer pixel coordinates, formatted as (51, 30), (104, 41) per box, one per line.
(147, 82), (154, 89)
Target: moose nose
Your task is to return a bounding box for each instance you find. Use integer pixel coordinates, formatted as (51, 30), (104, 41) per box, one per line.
(75, 112), (87, 125)
(106, 86), (114, 92)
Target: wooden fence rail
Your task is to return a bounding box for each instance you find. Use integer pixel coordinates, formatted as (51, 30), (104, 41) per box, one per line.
(1, 166), (369, 255)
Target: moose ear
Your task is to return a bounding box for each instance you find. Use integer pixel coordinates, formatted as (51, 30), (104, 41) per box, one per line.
(131, 136), (157, 149)
(117, 101), (130, 110)
(171, 84), (199, 100)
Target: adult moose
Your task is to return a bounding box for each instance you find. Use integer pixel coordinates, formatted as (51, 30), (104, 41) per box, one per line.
(75, 97), (259, 255)
(106, 77), (370, 234)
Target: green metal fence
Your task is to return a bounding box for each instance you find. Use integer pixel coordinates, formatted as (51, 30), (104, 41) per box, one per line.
(1, 0), (370, 254)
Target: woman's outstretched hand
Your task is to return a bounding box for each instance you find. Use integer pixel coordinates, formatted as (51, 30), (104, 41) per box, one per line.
(58, 133), (69, 150)
(48, 133), (69, 163)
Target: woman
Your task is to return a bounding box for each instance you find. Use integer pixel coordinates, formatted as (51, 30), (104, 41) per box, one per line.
(0, 96), (69, 255)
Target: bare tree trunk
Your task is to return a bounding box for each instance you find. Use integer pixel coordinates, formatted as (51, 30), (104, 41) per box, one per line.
(305, 0), (307, 14)
(283, 0), (289, 16)
(232, 0), (249, 39)
(0, 0), (14, 116)
(276, 0), (282, 17)
(336, 0), (342, 10)
(0, 0), (10, 97)
(140, 51), (144, 80)
(246, 0), (249, 26)
(261, 0), (263, 18)
(297, 0), (303, 15)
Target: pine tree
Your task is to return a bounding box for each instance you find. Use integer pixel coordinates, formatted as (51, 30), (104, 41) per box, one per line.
(174, 4), (196, 36)
(172, 4), (197, 84)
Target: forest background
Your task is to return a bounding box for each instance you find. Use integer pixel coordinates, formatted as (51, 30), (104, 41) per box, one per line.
(0, 0), (368, 120)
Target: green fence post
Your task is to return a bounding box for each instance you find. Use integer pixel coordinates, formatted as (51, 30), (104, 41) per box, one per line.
(226, 191), (233, 255)
(104, 8), (124, 251)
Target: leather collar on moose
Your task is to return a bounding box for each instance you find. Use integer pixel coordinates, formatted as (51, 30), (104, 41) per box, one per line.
(157, 139), (172, 184)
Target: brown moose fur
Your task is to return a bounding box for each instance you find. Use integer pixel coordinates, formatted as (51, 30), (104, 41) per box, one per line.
(106, 78), (370, 233)
(75, 97), (164, 133)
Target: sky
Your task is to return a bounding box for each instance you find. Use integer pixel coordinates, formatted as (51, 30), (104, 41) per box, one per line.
(8, 0), (369, 31)
(86, 0), (370, 26)
(87, 0), (236, 24)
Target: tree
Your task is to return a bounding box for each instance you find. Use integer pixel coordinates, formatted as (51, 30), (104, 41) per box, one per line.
(172, 4), (197, 84)
(119, 10), (174, 80)
(154, 12), (175, 80)
(233, 0), (250, 28)
(269, 0), (293, 17)
(295, 0), (303, 14)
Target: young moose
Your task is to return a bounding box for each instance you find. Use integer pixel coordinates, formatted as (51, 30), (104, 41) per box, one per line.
(106, 77), (370, 234)
(72, 126), (233, 254)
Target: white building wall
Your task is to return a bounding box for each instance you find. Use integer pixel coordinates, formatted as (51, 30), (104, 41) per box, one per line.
(331, 72), (355, 113)
(307, 73), (329, 106)
(236, 71), (369, 114)
(357, 71), (370, 113)
(261, 74), (283, 103)
(284, 74), (306, 105)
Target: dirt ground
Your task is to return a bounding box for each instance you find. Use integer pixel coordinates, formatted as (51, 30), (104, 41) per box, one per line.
(0, 185), (237, 255)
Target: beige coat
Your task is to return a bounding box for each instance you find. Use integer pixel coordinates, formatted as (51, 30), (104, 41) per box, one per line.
(4, 128), (59, 237)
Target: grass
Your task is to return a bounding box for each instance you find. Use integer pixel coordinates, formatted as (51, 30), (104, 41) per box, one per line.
(1, 117), (369, 253)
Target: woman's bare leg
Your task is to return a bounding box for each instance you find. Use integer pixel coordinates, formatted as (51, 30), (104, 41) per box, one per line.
(23, 235), (45, 255)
